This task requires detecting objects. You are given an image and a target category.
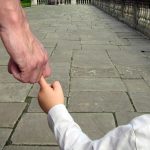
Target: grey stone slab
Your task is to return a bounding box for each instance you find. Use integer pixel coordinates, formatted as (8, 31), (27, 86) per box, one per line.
(107, 49), (150, 67)
(119, 45), (150, 53)
(0, 103), (26, 128)
(45, 47), (54, 56)
(28, 83), (40, 98)
(28, 98), (42, 112)
(139, 67), (150, 87)
(116, 65), (141, 79)
(28, 97), (67, 113)
(32, 31), (47, 41)
(129, 92), (150, 112)
(110, 38), (130, 46)
(0, 66), (18, 83)
(81, 45), (120, 51)
(71, 113), (115, 139)
(72, 50), (114, 68)
(56, 40), (81, 50)
(11, 113), (57, 145)
(116, 32), (146, 39)
(0, 52), (10, 66)
(51, 62), (70, 78)
(0, 83), (32, 102)
(68, 91), (133, 112)
(71, 78), (126, 92)
(41, 41), (57, 48)
(115, 112), (144, 126)
(71, 66), (119, 78)
(46, 33), (80, 41)
(123, 79), (150, 93)
(51, 49), (72, 63)
(128, 39), (150, 46)
(0, 128), (12, 150)
(3, 146), (59, 150)
(81, 40), (110, 45)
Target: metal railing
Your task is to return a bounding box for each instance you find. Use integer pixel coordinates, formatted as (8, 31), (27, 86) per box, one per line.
(92, 0), (150, 37)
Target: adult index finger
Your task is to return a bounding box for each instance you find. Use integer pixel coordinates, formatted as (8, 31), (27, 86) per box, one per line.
(38, 76), (49, 89)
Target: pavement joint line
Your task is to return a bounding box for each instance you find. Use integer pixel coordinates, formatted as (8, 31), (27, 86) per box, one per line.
(112, 112), (118, 127)
(126, 92), (137, 112)
(103, 49), (121, 78)
(141, 75), (150, 89)
(50, 43), (58, 57)
(69, 112), (116, 114)
(5, 143), (58, 146)
(5, 104), (28, 146)
(67, 50), (74, 109)
(5, 95), (32, 147)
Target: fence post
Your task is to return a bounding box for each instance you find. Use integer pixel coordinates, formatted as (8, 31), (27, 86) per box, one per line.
(133, 0), (138, 27)
(121, 0), (125, 19)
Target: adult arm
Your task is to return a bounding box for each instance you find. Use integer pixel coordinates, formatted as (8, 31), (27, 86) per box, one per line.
(0, 0), (50, 83)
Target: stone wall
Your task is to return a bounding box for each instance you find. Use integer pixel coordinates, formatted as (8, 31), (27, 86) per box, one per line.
(92, 0), (150, 38)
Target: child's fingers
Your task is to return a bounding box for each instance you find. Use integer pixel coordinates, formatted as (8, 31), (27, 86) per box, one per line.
(51, 81), (62, 91)
(38, 76), (49, 89)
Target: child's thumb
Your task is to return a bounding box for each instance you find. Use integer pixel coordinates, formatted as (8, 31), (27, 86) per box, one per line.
(38, 76), (48, 89)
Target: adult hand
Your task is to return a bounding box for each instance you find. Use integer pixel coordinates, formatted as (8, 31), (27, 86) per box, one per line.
(0, 0), (51, 83)
(38, 76), (64, 113)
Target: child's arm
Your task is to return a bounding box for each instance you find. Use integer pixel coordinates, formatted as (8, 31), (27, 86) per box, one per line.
(38, 77), (141, 150)
(38, 77), (93, 149)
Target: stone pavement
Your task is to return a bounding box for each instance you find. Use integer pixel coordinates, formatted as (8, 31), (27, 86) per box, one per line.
(0, 5), (150, 150)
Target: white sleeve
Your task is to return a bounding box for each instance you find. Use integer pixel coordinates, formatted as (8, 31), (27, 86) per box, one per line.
(47, 104), (136, 150)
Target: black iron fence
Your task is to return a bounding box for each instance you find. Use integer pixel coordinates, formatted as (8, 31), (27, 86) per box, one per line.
(92, 0), (150, 37)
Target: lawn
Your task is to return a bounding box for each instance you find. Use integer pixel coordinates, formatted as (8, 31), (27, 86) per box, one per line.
(21, 0), (31, 7)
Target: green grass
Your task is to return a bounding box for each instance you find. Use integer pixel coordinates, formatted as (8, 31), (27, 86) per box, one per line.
(21, 0), (31, 7)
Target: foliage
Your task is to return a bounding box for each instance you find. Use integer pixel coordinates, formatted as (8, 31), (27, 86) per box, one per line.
(21, 0), (31, 7)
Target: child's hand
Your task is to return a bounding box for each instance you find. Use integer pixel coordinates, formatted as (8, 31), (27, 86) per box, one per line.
(38, 76), (64, 113)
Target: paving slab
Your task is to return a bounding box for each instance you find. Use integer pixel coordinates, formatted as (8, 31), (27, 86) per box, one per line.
(81, 44), (120, 51)
(129, 92), (150, 112)
(51, 62), (70, 78)
(56, 40), (81, 50)
(72, 50), (114, 68)
(139, 67), (150, 86)
(11, 113), (57, 145)
(0, 66), (18, 83)
(81, 40), (110, 45)
(71, 113), (115, 139)
(116, 65), (141, 79)
(119, 45), (150, 52)
(0, 51), (10, 66)
(0, 83), (32, 102)
(123, 79), (150, 93)
(0, 103), (26, 128)
(107, 49), (150, 67)
(51, 49), (73, 63)
(3, 146), (59, 150)
(71, 78), (126, 92)
(28, 97), (67, 113)
(115, 112), (144, 126)
(71, 66), (119, 78)
(0, 128), (12, 150)
(68, 91), (133, 112)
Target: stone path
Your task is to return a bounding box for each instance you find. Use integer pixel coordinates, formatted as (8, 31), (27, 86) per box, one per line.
(1, 5), (150, 150)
